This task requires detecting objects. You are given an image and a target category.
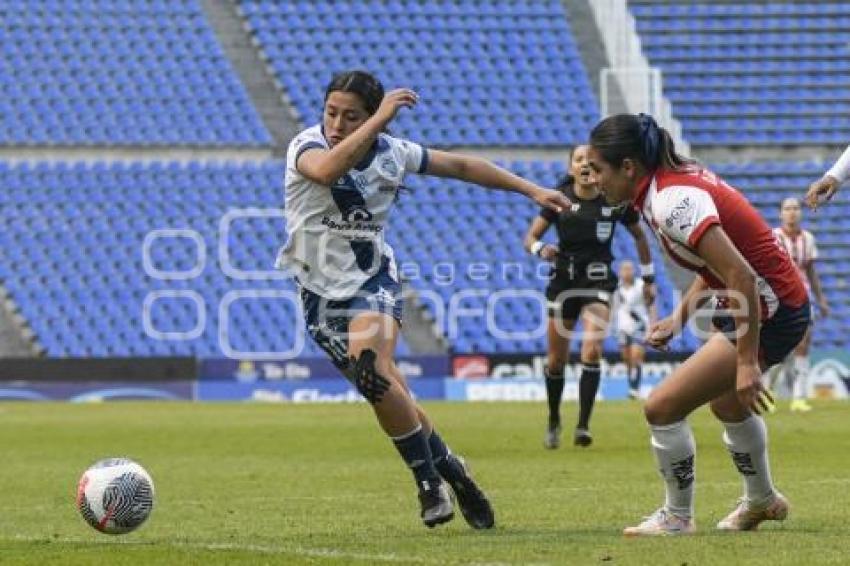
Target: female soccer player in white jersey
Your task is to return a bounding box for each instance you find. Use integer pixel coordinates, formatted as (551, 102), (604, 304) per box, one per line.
(277, 70), (570, 529)
(587, 114), (810, 536)
(612, 260), (655, 400)
(766, 198), (829, 412)
(806, 144), (850, 208)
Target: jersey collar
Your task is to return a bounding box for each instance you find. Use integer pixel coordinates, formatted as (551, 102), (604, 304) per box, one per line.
(633, 170), (656, 210)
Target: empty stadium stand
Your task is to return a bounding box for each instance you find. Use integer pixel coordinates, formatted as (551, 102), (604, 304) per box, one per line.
(0, 0), (271, 145)
(237, 0), (599, 146)
(0, 158), (689, 357)
(629, 1), (850, 145)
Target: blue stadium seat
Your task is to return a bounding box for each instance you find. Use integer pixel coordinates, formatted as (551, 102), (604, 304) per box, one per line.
(237, 0), (598, 147)
(630, 2), (850, 145)
(0, 0), (271, 146)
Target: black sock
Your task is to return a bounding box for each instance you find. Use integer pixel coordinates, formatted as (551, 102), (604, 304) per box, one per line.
(577, 363), (601, 430)
(544, 366), (565, 426)
(428, 429), (463, 483)
(392, 424), (440, 487)
(632, 365), (642, 390)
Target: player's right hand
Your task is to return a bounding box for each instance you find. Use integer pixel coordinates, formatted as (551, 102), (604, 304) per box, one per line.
(373, 89), (419, 125)
(805, 175), (839, 209)
(540, 244), (558, 261)
(646, 317), (677, 351)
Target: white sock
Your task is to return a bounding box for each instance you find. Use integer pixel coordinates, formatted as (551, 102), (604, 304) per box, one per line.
(722, 415), (776, 507)
(792, 355), (810, 400)
(650, 421), (695, 518)
(763, 363), (782, 391)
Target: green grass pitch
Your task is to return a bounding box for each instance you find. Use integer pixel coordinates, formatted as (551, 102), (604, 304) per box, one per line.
(0, 400), (848, 565)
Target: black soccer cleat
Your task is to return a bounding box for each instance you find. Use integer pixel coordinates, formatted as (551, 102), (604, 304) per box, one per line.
(573, 428), (593, 448)
(418, 479), (454, 528)
(444, 457), (495, 530)
(544, 420), (562, 450)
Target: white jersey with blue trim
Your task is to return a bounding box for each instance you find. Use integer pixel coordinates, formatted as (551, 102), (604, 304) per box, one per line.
(614, 280), (649, 336)
(276, 124), (429, 299)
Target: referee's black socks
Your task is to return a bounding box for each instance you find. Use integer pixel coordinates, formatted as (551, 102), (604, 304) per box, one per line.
(577, 363), (601, 430)
(544, 366), (565, 426)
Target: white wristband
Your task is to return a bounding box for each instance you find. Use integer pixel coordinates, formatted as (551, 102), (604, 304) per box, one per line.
(640, 263), (655, 277)
(530, 241), (545, 256)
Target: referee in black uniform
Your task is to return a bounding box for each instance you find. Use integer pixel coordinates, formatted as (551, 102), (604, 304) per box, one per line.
(525, 144), (656, 448)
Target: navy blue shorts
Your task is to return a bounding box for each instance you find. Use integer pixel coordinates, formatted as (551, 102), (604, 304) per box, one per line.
(300, 257), (404, 369)
(712, 300), (811, 368)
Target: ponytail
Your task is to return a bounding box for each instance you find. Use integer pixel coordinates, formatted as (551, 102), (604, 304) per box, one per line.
(590, 113), (697, 172)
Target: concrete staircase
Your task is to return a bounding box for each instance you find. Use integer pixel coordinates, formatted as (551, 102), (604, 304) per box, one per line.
(199, 0), (302, 153)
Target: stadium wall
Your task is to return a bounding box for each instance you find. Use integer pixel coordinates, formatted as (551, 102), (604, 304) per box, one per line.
(0, 352), (846, 403)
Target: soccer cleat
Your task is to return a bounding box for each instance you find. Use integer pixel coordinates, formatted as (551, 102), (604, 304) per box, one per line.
(443, 457), (495, 530)
(544, 421), (562, 450)
(623, 507), (695, 537)
(790, 399), (812, 413)
(716, 493), (789, 531)
(573, 427), (593, 447)
(628, 388), (640, 400)
(418, 479), (454, 528)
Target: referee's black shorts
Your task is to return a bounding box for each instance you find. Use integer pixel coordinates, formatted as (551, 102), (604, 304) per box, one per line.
(545, 275), (616, 321)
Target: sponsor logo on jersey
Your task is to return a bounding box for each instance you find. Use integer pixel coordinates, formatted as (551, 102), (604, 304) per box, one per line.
(665, 197), (692, 230)
(331, 174), (374, 222)
(379, 156), (399, 177)
(601, 206), (613, 217)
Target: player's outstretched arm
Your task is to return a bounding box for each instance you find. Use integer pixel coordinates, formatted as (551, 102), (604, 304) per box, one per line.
(297, 89), (419, 186)
(806, 144), (850, 209)
(423, 150), (571, 213)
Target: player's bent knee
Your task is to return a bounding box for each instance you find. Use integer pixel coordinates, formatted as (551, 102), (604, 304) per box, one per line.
(545, 362), (566, 380)
(643, 393), (681, 425)
(343, 349), (391, 405)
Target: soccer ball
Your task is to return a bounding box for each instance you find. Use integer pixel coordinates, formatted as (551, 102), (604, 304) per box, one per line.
(76, 458), (155, 534)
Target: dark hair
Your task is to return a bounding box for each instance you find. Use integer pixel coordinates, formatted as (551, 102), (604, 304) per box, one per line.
(324, 70), (384, 115)
(589, 113), (696, 172)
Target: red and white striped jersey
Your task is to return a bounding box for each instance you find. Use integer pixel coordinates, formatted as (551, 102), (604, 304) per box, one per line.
(635, 167), (808, 320)
(773, 227), (817, 293)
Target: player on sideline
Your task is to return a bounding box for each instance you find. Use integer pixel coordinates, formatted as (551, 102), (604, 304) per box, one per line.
(277, 70), (571, 529)
(587, 114), (809, 536)
(524, 144), (655, 449)
(612, 260), (655, 400)
(766, 198), (829, 412)
(805, 144), (849, 208)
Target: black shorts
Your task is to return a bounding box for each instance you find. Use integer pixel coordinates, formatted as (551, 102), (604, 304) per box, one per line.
(545, 276), (615, 321)
(711, 300), (811, 368)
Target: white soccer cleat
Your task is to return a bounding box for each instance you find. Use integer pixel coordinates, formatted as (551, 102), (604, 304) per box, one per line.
(623, 507), (695, 537)
(716, 492), (789, 531)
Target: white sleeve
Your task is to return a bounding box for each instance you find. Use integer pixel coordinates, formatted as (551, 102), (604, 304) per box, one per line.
(825, 145), (850, 184)
(287, 128), (327, 170)
(653, 186), (720, 248)
(807, 231), (819, 262)
(394, 138), (429, 175)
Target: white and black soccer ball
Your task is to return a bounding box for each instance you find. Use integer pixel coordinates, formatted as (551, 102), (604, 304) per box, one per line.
(76, 458), (155, 534)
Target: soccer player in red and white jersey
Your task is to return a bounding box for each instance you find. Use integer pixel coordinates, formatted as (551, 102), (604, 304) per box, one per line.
(766, 198), (830, 412)
(587, 114), (810, 536)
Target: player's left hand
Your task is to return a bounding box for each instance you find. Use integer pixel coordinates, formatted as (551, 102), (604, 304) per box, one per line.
(818, 299), (830, 318)
(642, 282), (656, 306)
(532, 187), (571, 214)
(805, 175), (839, 210)
(736, 362), (773, 415)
